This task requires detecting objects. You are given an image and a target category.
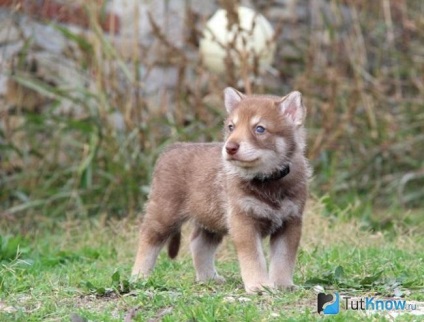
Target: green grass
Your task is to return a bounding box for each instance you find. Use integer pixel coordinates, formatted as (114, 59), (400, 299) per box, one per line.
(1, 202), (423, 321)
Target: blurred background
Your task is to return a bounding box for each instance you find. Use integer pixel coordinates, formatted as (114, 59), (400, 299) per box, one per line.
(0, 0), (423, 230)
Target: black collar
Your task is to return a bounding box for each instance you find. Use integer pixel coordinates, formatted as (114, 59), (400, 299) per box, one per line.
(252, 165), (290, 184)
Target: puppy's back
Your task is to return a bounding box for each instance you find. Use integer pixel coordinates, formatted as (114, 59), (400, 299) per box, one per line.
(145, 143), (228, 232)
(151, 142), (224, 190)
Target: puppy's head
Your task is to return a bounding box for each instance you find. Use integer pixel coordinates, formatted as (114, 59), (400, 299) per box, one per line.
(222, 87), (306, 180)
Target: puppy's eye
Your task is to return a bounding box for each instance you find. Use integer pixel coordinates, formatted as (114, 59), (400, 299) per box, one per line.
(255, 125), (265, 134)
(228, 124), (235, 132)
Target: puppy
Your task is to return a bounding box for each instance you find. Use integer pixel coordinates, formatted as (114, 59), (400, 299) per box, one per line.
(132, 87), (310, 293)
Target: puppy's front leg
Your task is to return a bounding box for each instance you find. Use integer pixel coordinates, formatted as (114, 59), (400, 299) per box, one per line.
(229, 212), (271, 293)
(269, 217), (302, 289)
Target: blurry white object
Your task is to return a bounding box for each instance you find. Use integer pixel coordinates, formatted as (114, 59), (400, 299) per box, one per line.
(200, 6), (276, 74)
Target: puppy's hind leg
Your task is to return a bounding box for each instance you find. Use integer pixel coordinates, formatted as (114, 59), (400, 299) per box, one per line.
(131, 221), (168, 278)
(132, 194), (186, 278)
(190, 225), (225, 283)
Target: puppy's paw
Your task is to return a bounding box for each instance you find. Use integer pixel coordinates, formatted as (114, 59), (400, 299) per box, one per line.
(213, 274), (227, 284)
(245, 281), (273, 294)
(274, 283), (299, 292)
(129, 273), (148, 285)
(196, 273), (226, 285)
(130, 269), (148, 279)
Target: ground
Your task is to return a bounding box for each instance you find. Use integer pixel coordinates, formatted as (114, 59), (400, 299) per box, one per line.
(0, 200), (423, 321)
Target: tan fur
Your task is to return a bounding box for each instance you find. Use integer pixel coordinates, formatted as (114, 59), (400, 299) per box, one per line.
(132, 88), (310, 293)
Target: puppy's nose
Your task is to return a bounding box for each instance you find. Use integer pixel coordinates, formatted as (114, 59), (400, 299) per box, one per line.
(225, 142), (239, 155)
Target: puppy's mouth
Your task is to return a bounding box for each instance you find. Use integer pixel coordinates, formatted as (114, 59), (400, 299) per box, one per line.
(226, 156), (260, 167)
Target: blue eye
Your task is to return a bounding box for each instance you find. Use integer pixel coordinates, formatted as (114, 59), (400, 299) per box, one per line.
(255, 125), (265, 134)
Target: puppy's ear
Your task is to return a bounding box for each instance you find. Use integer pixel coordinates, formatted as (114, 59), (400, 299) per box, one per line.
(224, 87), (245, 114)
(276, 91), (306, 127)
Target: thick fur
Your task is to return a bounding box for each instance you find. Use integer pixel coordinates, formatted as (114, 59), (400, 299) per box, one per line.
(132, 88), (310, 293)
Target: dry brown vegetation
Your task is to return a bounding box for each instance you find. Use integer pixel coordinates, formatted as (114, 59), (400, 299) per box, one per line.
(0, 0), (423, 224)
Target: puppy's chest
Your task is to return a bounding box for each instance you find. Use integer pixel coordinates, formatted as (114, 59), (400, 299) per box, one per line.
(235, 194), (299, 229)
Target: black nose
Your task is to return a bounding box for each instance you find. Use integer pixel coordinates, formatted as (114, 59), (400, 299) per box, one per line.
(225, 142), (239, 155)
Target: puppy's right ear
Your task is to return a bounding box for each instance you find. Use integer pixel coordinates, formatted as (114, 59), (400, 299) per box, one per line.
(277, 91), (306, 127)
(224, 87), (245, 114)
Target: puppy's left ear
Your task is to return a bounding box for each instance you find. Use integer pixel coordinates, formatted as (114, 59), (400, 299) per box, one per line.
(224, 87), (245, 114)
(276, 91), (306, 127)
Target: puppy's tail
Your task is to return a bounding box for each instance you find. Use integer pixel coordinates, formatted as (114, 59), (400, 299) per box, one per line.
(167, 230), (181, 259)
